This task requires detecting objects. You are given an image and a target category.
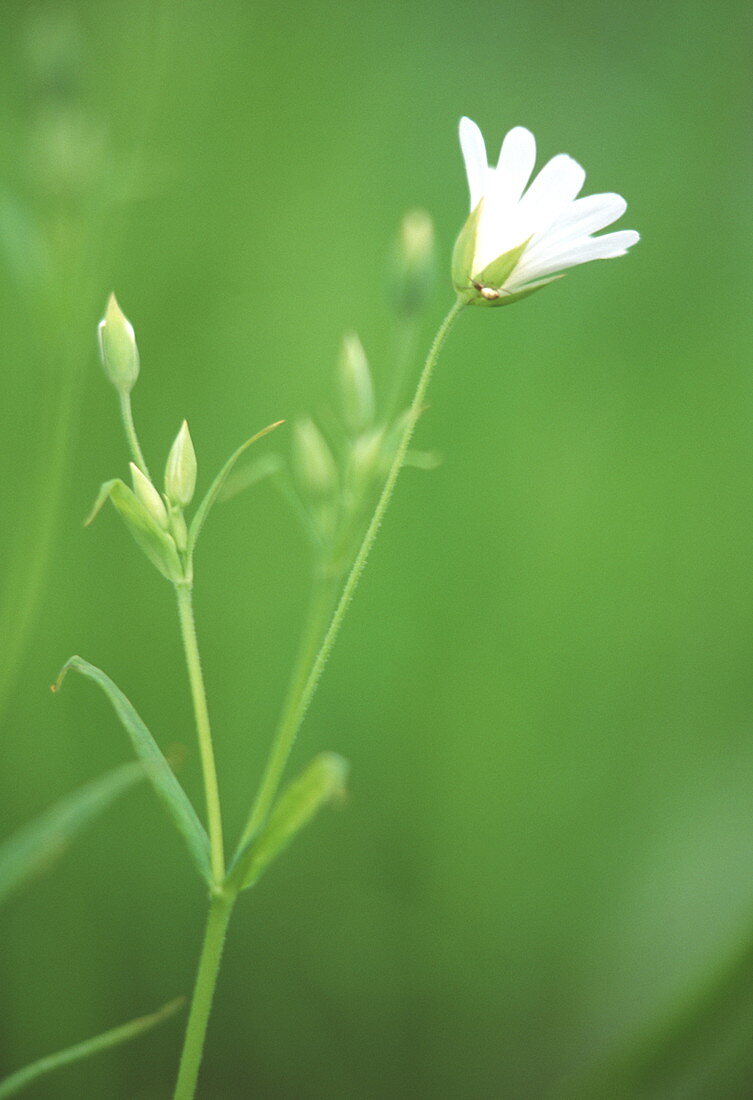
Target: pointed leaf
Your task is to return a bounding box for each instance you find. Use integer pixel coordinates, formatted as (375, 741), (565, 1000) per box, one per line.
(84, 479), (120, 526)
(0, 997), (184, 1098)
(54, 657), (212, 885)
(231, 752), (349, 891)
(0, 762), (142, 908)
(218, 452), (284, 504)
(187, 420), (284, 560)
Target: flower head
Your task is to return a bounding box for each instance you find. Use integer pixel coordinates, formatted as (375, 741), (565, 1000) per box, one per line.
(453, 117), (639, 306)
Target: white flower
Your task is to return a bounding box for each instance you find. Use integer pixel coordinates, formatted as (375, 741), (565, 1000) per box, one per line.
(453, 117), (639, 305)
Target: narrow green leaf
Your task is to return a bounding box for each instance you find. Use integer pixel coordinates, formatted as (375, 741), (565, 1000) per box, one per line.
(217, 452), (284, 504)
(54, 657), (212, 885)
(84, 478), (120, 526)
(187, 420), (284, 561)
(0, 997), (184, 1098)
(0, 762), (142, 908)
(231, 752), (349, 891)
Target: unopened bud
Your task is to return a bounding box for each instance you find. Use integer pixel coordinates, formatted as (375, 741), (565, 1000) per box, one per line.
(170, 509), (188, 553)
(97, 293), (139, 394)
(338, 333), (374, 435)
(350, 428), (384, 483)
(292, 418), (337, 497)
(391, 209), (435, 316)
(165, 420), (197, 508)
(130, 463), (168, 529)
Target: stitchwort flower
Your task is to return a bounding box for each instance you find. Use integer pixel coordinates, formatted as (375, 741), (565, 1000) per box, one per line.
(453, 117), (639, 305)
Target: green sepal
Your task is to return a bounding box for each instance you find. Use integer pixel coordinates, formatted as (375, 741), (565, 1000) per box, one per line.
(494, 273), (566, 306)
(85, 478), (183, 582)
(451, 200), (483, 296)
(186, 420), (283, 564)
(54, 657), (213, 885)
(474, 236), (531, 294)
(472, 273), (566, 309)
(229, 752), (349, 891)
(0, 762), (142, 908)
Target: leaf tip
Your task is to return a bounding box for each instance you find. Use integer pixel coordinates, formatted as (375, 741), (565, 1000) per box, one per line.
(51, 656), (80, 694)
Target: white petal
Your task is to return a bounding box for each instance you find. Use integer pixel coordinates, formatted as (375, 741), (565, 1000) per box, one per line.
(507, 228), (639, 288)
(491, 126), (536, 208)
(513, 153), (586, 241)
(459, 117), (488, 212)
(534, 192), (627, 249)
(522, 193), (629, 272)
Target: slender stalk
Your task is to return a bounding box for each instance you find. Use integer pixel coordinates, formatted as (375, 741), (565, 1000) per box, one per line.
(236, 574), (338, 855)
(0, 998), (184, 1099)
(119, 391), (151, 477)
(175, 584), (225, 884)
(172, 894), (234, 1100)
(238, 297), (465, 850)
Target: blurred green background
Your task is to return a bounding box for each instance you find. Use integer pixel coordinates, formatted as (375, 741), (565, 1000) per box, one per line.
(1, 0), (752, 1096)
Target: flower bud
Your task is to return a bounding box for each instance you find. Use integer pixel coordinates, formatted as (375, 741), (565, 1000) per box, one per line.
(85, 478), (183, 583)
(130, 463), (168, 529)
(170, 509), (188, 553)
(165, 420), (197, 508)
(97, 293), (139, 394)
(292, 418), (337, 498)
(338, 332), (374, 435)
(349, 428), (384, 484)
(391, 209), (435, 316)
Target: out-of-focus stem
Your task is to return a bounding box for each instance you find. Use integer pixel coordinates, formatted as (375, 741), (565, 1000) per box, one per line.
(237, 297), (466, 851)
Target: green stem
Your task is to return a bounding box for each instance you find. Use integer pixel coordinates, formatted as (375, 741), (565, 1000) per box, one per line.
(236, 574), (338, 855)
(175, 584), (225, 884)
(172, 893), (234, 1100)
(119, 390), (151, 477)
(0, 997), (184, 1099)
(237, 297), (465, 851)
